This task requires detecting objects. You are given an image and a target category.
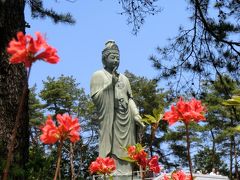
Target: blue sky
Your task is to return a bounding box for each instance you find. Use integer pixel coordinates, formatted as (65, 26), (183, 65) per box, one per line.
(25, 0), (190, 94)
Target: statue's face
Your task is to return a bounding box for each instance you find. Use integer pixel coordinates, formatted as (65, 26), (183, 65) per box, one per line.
(105, 52), (119, 71)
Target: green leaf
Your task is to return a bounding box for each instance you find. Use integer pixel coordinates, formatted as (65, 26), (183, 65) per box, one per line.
(234, 125), (240, 132)
(153, 108), (162, 119)
(135, 143), (146, 153)
(120, 157), (136, 163)
(222, 96), (240, 106)
(141, 118), (151, 125)
(144, 114), (157, 123)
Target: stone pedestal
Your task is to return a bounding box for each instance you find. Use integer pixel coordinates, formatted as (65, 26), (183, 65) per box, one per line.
(92, 171), (156, 180)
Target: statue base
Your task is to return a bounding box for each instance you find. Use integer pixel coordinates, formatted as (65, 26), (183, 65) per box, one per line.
(92, 171), (156, 180)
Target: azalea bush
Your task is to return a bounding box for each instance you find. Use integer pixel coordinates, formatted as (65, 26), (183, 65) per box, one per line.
(123, 143), (161, 179)
(88, 144), (160, 179)
(162, 170), (191, 180)
(7, 31), (59, 67)
(163, 97), (206, 179)
(89, 157), (116, 180)
(40, 114), (80, 144)
(3, 31), (60, 180)
(40, 113), (81, 180)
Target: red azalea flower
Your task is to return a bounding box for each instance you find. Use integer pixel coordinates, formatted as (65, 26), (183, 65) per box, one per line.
(125, 144), (163, 173)
(126, 145), (149, 169)
(127, 145), (136, 155)
(89, 161), (100, 174)
(103, 157), (116, 174)
(163, 174), (170, 180)
(137, 150), (148, 168)
(172, 170), (192, 180)
(89, 157), (116, 175)
(56, 114), (81, 143)
(148, 155), (161, 173)
(40, 116), (60, 144)
(187, 98), (206, 123)
(35, 45), (59, 64)
(7, 31), (59, 67)
(163, 105), (181, 125)
(163, 97), (206, 125)
(40, 114), (80, 144)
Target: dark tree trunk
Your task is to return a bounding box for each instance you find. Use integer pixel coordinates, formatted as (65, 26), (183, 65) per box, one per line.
(0, 0), (29, 179)
(230, 139), (233, 179)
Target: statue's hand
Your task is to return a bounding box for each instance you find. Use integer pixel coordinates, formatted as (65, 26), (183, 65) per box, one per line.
(112, 67), (119, 85)
(134, 114), (146, 129)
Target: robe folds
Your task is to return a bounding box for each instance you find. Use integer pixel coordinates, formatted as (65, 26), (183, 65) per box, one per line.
(90, 69), (137, 159)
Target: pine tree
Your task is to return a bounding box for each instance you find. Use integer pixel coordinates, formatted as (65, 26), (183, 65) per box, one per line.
(149, 0), (240, 97)
(39, 75), (97, 179)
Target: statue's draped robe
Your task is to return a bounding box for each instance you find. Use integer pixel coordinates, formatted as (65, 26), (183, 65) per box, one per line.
(90, 69), (137, 159)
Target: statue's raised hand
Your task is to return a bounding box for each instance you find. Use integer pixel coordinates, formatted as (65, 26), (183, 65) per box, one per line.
(112, 66), (119, 85)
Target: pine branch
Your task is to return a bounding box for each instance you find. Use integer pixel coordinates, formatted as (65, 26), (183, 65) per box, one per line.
(28, 0), (75, 24)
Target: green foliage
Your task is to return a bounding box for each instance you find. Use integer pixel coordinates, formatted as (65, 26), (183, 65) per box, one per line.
(26, 146), (55, 179)
(0, 159), (25, 180)
(223, 96), (240, 106)
(169, 143), (188, 168)
(27, 0), (75, 24)
(40, 75), (85, 115)
(142, 108), (164, 159)
(142, 108), (163, 125)
(162, 122), (203, 169)
(149, 0), (240, 97)
(199, 76), (240, 178)
(120, 157), (136, 163)
(27, 75), (98, 179)
(135, 143), (145, 152)
(193, 148), (228, 175)
(29, 85), (45, 126)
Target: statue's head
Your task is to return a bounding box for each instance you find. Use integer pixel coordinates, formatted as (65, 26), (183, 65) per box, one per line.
(102, 40), (120, 69)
